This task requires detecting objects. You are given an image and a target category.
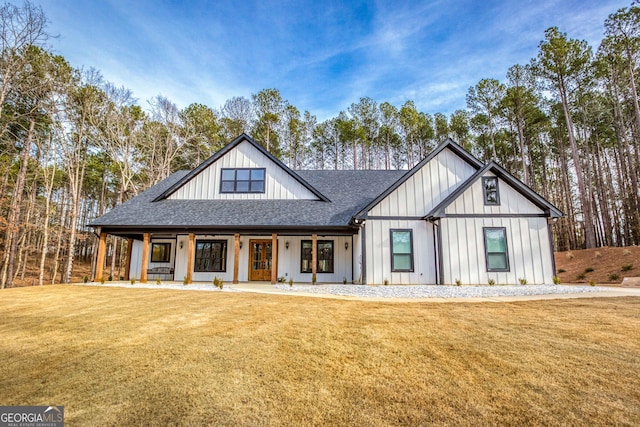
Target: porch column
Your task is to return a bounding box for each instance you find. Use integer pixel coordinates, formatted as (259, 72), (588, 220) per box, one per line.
(123, 238), (133, 280)
(233, 233), (240, 284)
(271, 233), (278, 284)
(186, 233), (195, 284)
(140, 233), (150, 283)
(95, 232), (107, 281)
(311, 233), (317, 280)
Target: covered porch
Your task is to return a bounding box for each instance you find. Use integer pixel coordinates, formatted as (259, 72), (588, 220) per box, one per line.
(94, 229), (360, 285)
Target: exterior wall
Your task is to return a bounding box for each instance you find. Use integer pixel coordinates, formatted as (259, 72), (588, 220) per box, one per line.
(440, 217), (554, 285)
(129, 239), (143, 280)
(446, 172), (543, 215)
(368, 148), (476, 216)
(173, 233), (353, 283)
(365, 219), (437, 285)
(169, 140), (318, 200)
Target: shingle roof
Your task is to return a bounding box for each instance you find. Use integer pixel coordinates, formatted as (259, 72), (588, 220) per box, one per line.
(90, 169), (405, 231)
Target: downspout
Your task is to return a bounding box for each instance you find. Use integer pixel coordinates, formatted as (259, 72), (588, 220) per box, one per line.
(361, 222), (367, 285)
(548, 218), (558, 280)
(428, 218), (443, 285)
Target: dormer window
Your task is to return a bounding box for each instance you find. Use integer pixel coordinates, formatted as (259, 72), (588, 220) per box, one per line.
(220, 168), (266, 193)
(482, 177), (500, 205)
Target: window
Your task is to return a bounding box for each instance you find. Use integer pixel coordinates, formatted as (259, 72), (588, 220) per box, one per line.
(151, 243), (171, 262)
(391, 230), (413, 272)
(300, 240), (334, 273)
(220, 168), (266, 193)
(484, 227), (509, 271)
(194, 240), (227, 272)
(483, 176), (500, 205)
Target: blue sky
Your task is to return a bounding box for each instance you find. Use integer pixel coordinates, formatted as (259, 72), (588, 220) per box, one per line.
(36, 0), (628, 120)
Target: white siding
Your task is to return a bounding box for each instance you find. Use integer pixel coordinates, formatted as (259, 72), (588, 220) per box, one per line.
(446, 172), (543, 215)
(368, 148), (476, 216)
(440, 217), (554, 285)
(169, 140), (318, 200)
(173, 234), (353, 283)
(365, 220), (437, 285)
(129, 240), (142, 281)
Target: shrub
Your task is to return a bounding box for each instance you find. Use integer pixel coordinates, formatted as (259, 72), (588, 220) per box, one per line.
(621, 264), (633, 272)
(594, 251), (602, 258)
(576, 273), (586, 280)
(100, 277), (105, 284)
(213, 276), (223, 289)
(83, 276), (88, 283)
(312, 273), (317, 284)
(155, 277), (161, 285)
(342, 277), (347, 284)
(288, 277), (294, 287)
(584, 267), (594, 273)
(108, 275), (113, 281)
(278, 276), (286, 283)
(183, 276), (189, 285)
(553, 276), (561, 285)
(566, 252), (574, 260)
(557, 268), (566, 273)
(519, 278), (527, 285)
(130, 278), (136, 285)
(383, 279), (389, 286)
(609, 273), (619, 281)
(487, 278), (496, 286)
(589, 280), (596, 287)
(455, 278), (461, 286)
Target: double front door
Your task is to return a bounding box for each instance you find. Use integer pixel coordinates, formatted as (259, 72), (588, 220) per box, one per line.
(249, 240), (273, 281)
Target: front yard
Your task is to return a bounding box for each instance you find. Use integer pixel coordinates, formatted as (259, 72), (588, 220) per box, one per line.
(1, 285), (639, 425)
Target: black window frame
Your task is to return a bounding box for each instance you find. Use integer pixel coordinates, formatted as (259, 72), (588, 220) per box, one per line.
(220, 168), (266, 194)
(150, 242), (171, 263)
(300, 240), (334, 273)
(483, 227), (510, 272)
(482, 176), (500, 205)
(194, 240), (227, 272)
(390, 229), (414, 272)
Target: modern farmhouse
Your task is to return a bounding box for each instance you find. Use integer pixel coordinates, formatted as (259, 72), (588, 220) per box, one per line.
(90, 134), (562, 285)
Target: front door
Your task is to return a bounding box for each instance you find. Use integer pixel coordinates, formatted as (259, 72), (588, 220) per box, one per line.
(249, 240), (272, 281)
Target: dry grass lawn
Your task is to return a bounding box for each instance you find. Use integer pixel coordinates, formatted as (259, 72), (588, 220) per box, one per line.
(1, 285), (639, 426)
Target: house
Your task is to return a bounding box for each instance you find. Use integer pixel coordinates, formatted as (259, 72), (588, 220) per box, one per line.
(90, 134), (562, 285)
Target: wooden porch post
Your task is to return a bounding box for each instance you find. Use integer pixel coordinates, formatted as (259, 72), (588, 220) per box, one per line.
(186, 233), (195, 284)
(271, 233), (278, 284)
(124, 238), (133, 280)
(233, 233), (240, 284)
(311, 233), (317, 281)
(140, 233), (150, 283)
(95, 232), (107, 281)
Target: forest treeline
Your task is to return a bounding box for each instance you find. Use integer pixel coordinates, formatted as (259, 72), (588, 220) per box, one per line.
(0, 1), (639, 288)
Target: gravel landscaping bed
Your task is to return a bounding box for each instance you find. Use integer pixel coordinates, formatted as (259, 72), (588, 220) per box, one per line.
(273, 284), (609, 299)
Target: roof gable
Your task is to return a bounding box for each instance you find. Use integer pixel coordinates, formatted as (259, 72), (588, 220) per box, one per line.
(425, 162), (563, 219)
(354, 139), (484, 219)
(153, 134), (329, 202)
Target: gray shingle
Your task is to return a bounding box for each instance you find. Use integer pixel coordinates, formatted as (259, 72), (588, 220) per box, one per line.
(91, 169), (405, 229)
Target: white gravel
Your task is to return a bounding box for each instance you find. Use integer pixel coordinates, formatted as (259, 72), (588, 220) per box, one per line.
(76, 281), (609, 299)
(273, 284), (609, 299)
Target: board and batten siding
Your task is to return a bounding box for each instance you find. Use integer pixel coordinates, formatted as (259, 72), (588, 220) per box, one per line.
(169, 140), (318, 200)
(446, 172), (542, 215)
(440, 217), (554, 285)
(172, 234), (353, 283)
(368, 147), (476, 217)
(365, 220), (436, 285)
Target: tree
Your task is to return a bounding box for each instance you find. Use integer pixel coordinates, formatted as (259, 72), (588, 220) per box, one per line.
(466, 78), (506, 159)
(220, 96), (253, 138)
(533, 27), (596, 248)
(252, 88), (284, 154)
